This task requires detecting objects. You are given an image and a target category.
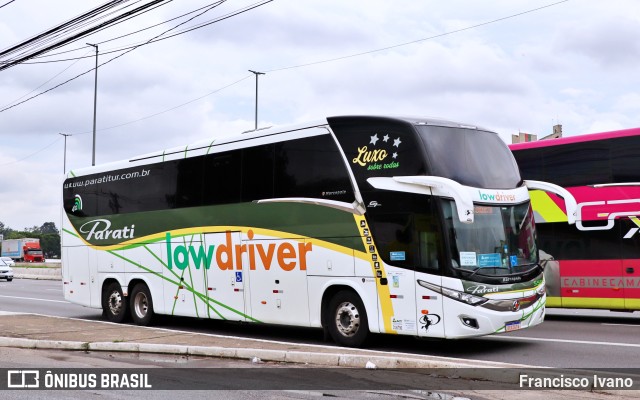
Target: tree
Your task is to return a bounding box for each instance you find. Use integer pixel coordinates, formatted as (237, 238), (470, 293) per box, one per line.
(40, 233), (61, 259)
(0, 221), (12, 239)
(0, 222), (61, 259)
(39, 222), (59, 235)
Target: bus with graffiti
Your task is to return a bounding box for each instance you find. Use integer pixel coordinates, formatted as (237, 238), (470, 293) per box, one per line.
(510, 127), (640, 311)
(62, 115), (576, 346)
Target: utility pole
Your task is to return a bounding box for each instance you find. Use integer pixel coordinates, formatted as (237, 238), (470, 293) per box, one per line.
(59, 133), (72, 174)
(87, 43), (98, 166)
(248, 70), (265, 130)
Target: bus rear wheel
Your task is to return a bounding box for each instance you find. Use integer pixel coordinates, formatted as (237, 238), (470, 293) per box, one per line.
(102, 282), (128, 323)
(327, 290), (369, 347)
(130, 283), (154, 326)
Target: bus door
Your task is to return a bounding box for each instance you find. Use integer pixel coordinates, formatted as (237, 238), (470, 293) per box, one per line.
(64, 246), (95, 308)
(384, 268), (418, 335)
(165, 233), (212, 319)
(622, 257), (640, 310)
(201, 231), (247, 321)
(414, 231), (445, 338)
(244, 235), (311, 326)
(365, 198), (445, 337)
(620, 217), (640, 310)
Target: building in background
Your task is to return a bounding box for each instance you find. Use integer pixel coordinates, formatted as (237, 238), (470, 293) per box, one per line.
(512, 124), (563, 144)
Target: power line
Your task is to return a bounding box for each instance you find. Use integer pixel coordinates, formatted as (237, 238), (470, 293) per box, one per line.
(265, 0), (569, 73)
(0, 1), (134, 59)
(27, 1), (226, 60)
(3, 0), (566, 165)
(0, 0), (272, 113)
(72, 75), (252, 135)
(0, 74), (251, 168)
(0, 0), (17, 10)
(0, 0), (173, 71)
(69, 0), (570, 134)
(0, 0), (259, 113)
(0, 136), (61, 167)
(13, 0), (273, 65)
(0, 50), (92, 110)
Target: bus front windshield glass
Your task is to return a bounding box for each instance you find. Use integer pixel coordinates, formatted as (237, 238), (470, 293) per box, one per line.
(443, 200), (538, 277)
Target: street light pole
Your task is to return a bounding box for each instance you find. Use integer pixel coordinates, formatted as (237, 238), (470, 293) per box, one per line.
(59, 133), (72, 174)
(248, 70), (265, 130)
(87, 43), (98, 166)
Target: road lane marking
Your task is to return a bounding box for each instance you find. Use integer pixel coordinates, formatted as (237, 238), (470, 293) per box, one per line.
(0, 295), (67, 304)
(602, 323), (640, 327)
(493, 335), (640, 348)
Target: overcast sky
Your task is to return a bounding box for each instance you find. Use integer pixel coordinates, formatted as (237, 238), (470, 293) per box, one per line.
(1, 0), (639, 230)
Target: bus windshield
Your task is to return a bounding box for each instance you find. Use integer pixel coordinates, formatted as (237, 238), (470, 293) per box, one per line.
(417, 125), (521, 189)
(443, 200), (538, 277)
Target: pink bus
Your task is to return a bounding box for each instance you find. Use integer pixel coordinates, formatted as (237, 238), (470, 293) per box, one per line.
(510, 127), (640, 311)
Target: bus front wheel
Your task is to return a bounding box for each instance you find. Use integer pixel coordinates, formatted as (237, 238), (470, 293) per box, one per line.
(102, 282), (128, 323)
(130, 283), (154, 326)
(327, 290), (369, 347)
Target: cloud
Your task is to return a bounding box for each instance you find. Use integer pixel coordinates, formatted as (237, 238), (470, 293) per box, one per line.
(558, 17), (640, 69)
(2, 0), (640, 229)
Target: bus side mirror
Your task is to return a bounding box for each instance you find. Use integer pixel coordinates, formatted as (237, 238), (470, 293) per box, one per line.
(523, 180), (577, 225)
(367, 176), (475, 224)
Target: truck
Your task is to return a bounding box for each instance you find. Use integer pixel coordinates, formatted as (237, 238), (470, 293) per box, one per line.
(1, 238), (44, 262)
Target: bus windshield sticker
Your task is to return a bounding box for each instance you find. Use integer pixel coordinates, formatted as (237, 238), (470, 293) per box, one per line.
(510, 255), (518, 267)
(477, 253), (502, 268)
(351, 133), (401, 171)
(474, 206), (494, 215)
(459, 251), (477, 266)
(390, 251), (406, 261)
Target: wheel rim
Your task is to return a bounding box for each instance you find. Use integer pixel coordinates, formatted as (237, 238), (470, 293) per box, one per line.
(108, 291), (123, 316)
(335, 301), (360, 337)
(134, 291), (148, 319)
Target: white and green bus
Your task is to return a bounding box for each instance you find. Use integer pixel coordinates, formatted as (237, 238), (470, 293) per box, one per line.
(62, 115), (576, 346)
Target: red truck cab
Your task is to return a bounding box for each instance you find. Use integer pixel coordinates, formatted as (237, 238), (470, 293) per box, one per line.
(23, 242), (44, 262)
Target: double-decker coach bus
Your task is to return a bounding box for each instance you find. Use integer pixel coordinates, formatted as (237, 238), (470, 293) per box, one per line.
(510, 127), (640, 311)
(62, 115), (576, 346)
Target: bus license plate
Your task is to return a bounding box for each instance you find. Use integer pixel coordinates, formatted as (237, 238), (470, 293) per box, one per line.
(505, 321), (521, 332)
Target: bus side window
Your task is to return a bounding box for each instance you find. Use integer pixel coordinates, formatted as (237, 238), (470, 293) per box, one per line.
(203, 150), (242, 205)
(367, 192), (444, 272)
(242, 144), (275, 201)
(274, 135), (354, 202)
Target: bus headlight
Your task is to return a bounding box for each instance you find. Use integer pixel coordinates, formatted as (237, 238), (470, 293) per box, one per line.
(417, 279), (488, 306)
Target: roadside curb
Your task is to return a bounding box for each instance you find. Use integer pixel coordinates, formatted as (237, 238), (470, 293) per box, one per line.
(0, 336), (523, 369)
(0, 336), (629, 394)
(0, 336), (524, 372)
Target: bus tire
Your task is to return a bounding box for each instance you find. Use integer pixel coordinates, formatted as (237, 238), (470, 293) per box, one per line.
(327, 290), (369, 347)
(130, 283), (154, 326)
(102, 282), (128, 323)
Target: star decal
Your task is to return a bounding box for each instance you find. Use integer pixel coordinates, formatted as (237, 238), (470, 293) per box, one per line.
(383, 134), (390, 142)
(392, 152), (398, 159)
(393, 137), (402, 148)
(370, 134), (379, 145)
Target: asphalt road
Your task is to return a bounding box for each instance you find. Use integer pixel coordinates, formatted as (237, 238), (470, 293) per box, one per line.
(3, 347), (621, 400)
(1, 279), (640, 369)
(2, 347), (495, 400)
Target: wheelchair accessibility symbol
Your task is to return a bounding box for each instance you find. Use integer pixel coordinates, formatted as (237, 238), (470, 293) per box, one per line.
(235, 272), (243, 283)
